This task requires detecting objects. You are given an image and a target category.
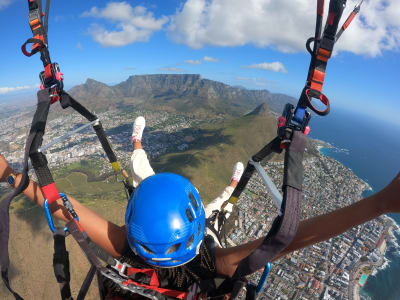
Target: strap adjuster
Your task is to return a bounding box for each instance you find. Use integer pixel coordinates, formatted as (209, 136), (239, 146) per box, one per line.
(111, 259), (130, 278)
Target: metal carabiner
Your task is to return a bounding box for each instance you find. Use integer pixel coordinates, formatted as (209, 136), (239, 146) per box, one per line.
(43, 192), (79, 233)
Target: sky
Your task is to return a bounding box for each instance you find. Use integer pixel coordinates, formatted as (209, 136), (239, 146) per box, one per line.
(0, 0), (399, 126)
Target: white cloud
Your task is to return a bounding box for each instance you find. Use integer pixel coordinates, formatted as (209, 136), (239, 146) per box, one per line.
(0, 0), (12, 9)
(243, 62), (287, 73)
(160, 67), (185, 72)
(184, 59), (202, 64)
(168, 0), (400, 57)
(203, 56), (219, 62)
(82, 2), (168, 47)
(235, 76), (276, 88)
(0, 84), (39, 95)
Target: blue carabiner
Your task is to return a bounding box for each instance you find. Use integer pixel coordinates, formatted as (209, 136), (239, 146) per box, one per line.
(256, 262), (272, 294)
(43, 193), (79, 233)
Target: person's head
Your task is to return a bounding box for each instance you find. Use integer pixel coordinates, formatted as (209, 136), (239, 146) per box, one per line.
(125, 173), (205, 268)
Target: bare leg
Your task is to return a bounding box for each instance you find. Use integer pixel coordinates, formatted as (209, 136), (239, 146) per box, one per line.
(133, 141), (142, 151)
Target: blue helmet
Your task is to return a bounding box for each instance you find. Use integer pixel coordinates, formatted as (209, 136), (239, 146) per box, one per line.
(125, 173), (205, 268)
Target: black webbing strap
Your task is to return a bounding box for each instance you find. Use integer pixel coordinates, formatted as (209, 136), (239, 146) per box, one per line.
(226, 137), (282, 206)
(59, 91), (118, 165)
(336, 0), (364, 42)
(65, 220), (107, 271)
(53, 226), (99, 300)
(53, 228), (73, 300)
(298, 0), (346, 116)
(76, 266), (97, 300)
(216, 131), (307, 297)
(0, 88), (53, 300)
(233, 131), (306, 277)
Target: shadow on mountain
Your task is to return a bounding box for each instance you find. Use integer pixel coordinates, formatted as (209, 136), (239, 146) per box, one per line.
(151, 128), (233, 179)
(105, 123), (132, 137)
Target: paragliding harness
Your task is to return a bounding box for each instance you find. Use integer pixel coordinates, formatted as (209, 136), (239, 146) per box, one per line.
(0, 0), (363, 299)
(0, 1), (132, 299)
(207, 0), (364, 296)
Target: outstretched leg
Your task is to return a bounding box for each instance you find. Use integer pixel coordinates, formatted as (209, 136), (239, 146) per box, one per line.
(205, 162), (244, 244)
(205, 162), (244, 218)
(130, 116), (155, 188)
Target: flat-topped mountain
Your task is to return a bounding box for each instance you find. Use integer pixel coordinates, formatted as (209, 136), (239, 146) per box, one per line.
(69, 74), (296, 116)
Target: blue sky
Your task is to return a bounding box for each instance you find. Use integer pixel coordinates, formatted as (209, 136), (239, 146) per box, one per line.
(0, 0), (399, 126)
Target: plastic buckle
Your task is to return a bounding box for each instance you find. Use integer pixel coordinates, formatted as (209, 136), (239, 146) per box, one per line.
(39, 63), (64, 102)
(44, 192), (79, 233)
(278, 103), (311, 149)
(278, 104), (311, 134)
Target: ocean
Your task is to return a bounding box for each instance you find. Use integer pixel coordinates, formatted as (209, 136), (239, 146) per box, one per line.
(307, 108), (400, 300)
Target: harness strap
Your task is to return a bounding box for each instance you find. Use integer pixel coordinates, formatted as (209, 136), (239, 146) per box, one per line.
(53, 228), (73, 300)
(0, 88), (53, 300)
(297, 0), (346, 117)
(59, 91), (120, 171)
(234, 131), (306, 278)
(213, 131), (306, 299)
(226, 137), (282, 206)
(76, 266), (97, 300)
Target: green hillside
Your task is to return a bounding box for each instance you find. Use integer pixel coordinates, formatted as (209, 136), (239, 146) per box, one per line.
(151, 113), (278, 202)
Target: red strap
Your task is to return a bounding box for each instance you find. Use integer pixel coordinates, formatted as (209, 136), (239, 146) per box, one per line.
(343, 12), (356, 30)
(44, 64), (52, 80)
(122, 279), (188, 299)
(73, 219), (84, 232)
(41, 183), (60, 204)
(328, 12), (336, 25)
(126, 267), (159, 286)
(317, 0), (324, 16)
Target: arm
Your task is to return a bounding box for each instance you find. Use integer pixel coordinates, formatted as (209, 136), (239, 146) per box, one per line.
(215, 172), (400, 277)
(0, 154), (126, 257)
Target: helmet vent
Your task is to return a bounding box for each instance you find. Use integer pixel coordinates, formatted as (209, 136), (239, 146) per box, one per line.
(166, 243), (181, 254)
(140, 243), (155, 255)
(189, 192), (198, 210)
(198, 223), (201, 236)
(186, 208), (194, 222)
(186, 234), (194, 249)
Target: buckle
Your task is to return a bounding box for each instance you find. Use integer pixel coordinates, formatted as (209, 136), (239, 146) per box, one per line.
(111, 259), (130, 278)
(40, 62), (64, 91)
(278, 103), (311, 148)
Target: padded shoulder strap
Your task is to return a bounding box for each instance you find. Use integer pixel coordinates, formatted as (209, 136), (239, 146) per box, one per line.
(234, 131), (307, 278)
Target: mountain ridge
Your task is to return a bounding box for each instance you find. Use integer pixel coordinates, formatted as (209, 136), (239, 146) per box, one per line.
(68, 74), (296, 116)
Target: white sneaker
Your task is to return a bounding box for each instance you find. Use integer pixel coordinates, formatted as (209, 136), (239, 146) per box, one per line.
(231, 162), (244, 182)
(132, 116), (145, 142)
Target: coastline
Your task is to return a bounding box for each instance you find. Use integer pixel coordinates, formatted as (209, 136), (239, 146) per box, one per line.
(351, 221), (396, 300)
(315, 140), (373, 193)
(314, 139), (398, 300)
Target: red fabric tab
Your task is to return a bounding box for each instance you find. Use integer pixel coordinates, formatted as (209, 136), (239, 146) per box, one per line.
(343, 12), (356, 29)
(317, 0), (324, 16)
(278, 116), (286, 128)
(122, 279), (188, 299)
(126, 268), (160, 287)
(44, 64), (52, 80)
(328, 12), (336, 25)
(74, 219), (84, 232)
(41, 183), (60, 204)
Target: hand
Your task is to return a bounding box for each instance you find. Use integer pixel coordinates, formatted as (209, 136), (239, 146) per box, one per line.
(0, 154), (13, 183)
(378, 172), (400, 214)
